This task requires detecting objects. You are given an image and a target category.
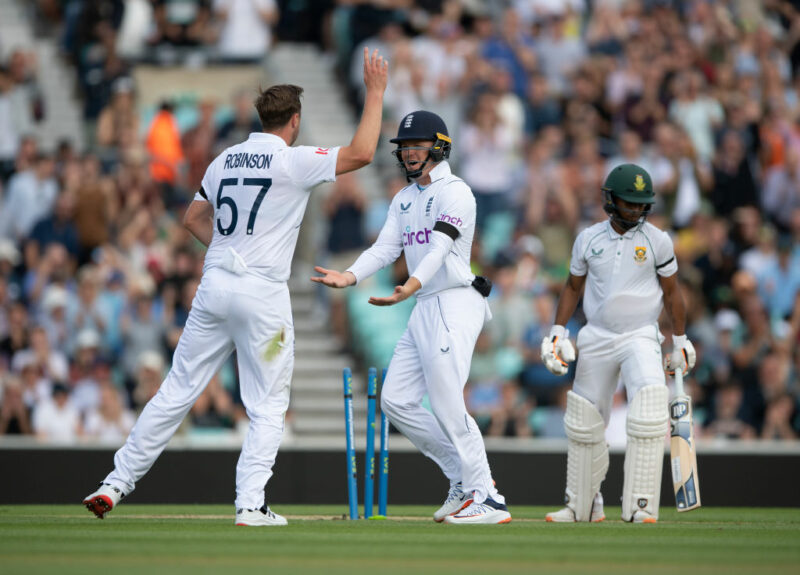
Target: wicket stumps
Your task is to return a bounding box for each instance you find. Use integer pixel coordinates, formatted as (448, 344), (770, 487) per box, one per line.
(343, 367), (358, 520)
(364, 368), (377, 518)
(343, 367), (389, 520)
(378, 367), (389, 517)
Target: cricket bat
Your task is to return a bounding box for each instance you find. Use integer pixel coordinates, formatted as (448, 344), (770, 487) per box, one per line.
(669, 368), (701, 511)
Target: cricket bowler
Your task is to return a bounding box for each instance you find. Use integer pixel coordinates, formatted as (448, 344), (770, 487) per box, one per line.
(83, 48), (388, 526)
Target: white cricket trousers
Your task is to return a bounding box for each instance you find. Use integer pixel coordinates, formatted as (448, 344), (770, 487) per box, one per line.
(381, 286), (502, 504)
(104, 267), (294, 510)
(573, 322), (666, 425)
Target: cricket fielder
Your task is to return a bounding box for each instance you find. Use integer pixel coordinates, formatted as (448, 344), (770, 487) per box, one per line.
(313, 111), (511, 524)
(83, 48), (388, 526)
(541, 164), (696, 523)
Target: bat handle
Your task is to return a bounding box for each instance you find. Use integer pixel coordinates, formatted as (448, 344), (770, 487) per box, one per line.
(674, 366), (685, 396)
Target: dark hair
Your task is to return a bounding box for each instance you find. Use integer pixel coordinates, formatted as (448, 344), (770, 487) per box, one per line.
(254, 84), (303, 131)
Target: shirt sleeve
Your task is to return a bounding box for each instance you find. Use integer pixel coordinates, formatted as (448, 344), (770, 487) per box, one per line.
(432, 180), (475, 237)
(409, 231), (454, 287)
(654, 229), (678, 277)
(197, 159), (216, 203)
(569, 230), (588, 276)
(346, 198), (403, 283)
(284, 145), (341, 189)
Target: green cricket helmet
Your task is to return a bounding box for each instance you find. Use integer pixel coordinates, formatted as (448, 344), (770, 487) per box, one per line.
(602, 163), (655, 230)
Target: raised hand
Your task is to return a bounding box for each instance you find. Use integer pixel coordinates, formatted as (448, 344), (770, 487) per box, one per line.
(362, 47), (388, 95)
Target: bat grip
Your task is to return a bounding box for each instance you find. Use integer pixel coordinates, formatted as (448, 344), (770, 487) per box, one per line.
(674, 367), (685, 396)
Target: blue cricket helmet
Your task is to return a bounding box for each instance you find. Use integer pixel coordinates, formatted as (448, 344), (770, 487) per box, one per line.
(391, 111), (452, 180)
(391, 110), (451, 161)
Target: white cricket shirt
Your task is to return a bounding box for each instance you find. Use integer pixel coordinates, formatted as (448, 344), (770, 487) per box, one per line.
(347, 161), (476, 298)
(570, 220), (678, 333)
(195, 133), (339, 281)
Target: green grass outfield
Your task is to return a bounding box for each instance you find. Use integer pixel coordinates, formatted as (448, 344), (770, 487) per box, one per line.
(1, 505), (799, 574)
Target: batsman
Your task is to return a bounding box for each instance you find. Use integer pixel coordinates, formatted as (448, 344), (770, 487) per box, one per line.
(541, 164), (696, 523)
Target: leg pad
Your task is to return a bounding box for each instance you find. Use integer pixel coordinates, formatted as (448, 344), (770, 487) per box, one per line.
(622, 384), (668, 521)
(564, 391), (609, 522)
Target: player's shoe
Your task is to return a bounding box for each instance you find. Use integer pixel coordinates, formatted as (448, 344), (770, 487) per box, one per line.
(546, 492), (605, 523)
(433, 482), (473, 522)
(629, 510), (657, 524)
(235, 505), (288, 526)
(443, 497), (511, 524)
(83, 483), (125, 519)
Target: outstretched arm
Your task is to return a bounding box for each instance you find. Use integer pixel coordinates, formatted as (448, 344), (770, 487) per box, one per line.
(335, 47), (389, 176)
(367, 228), (454, 306)
(312, 201), (403, 288)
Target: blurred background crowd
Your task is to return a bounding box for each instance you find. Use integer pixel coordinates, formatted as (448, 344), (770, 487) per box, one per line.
(0, 0), (799, 445)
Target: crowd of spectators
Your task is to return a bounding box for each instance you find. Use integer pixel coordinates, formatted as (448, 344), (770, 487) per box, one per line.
(0, 0), (282, 443)
(1, 0), (799, 444)
(325, 0), (800, 441)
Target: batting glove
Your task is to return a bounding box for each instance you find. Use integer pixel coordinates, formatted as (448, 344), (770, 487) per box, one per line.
(664, 334), (696, 375)
(540, 325), (576, 376)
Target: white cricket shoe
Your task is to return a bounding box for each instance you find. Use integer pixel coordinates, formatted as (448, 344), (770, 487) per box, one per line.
(433, 482), (473, 522)
(235, 505), (288, 526)
(629, 510), (657, 524)
(83, 483), (125, 519)
(546, 492), (605, 523)
(443, 497), (511, 525)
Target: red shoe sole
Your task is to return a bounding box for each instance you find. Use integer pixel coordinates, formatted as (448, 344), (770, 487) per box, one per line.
(83, 496), (112, 519)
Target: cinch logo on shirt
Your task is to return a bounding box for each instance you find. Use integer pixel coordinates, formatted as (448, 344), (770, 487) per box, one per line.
(438, 213), (463, 227)
(404, 225), (432, 246)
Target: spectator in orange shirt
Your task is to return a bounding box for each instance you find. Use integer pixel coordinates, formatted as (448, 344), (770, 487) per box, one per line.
(145, 101), (185, 204)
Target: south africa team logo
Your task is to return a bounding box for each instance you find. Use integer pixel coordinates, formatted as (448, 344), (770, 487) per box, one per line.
(634, 246), (647, 264)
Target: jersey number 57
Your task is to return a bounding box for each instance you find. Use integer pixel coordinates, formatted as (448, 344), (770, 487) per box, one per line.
(216, 178), (273, 236)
